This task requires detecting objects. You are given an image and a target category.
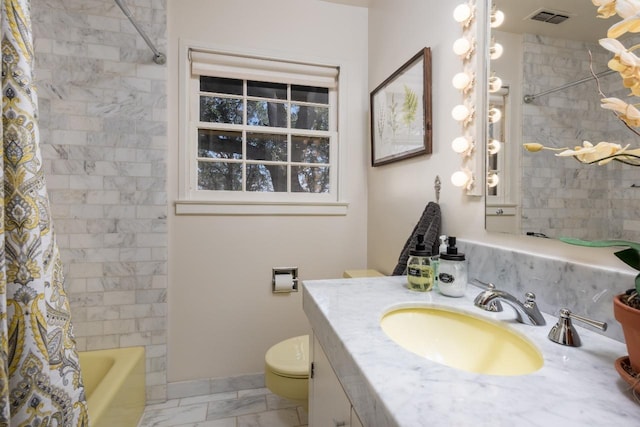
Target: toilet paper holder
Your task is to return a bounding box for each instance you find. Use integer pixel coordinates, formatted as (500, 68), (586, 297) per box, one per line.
(272, 267), (299, 293)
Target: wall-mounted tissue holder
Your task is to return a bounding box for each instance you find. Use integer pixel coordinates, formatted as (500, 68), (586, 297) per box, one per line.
(272, 267), (299, 293)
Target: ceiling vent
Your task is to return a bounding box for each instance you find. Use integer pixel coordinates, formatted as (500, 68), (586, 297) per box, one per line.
(528, 9), (570, 24)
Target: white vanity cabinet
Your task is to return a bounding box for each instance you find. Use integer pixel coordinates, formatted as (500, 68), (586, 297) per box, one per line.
(309, 334), (363, 427)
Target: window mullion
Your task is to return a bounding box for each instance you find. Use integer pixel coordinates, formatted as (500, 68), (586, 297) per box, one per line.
(287, 84), (292, 194)
(243, 81), (248, 193)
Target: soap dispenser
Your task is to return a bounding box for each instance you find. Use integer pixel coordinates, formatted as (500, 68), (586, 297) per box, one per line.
(431, 235), (448, 289)
(438, 236), (467, 297)
(407, 234), (434, 292)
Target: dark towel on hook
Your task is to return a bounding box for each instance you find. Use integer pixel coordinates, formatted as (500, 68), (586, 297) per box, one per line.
(392, 202), (442, 276)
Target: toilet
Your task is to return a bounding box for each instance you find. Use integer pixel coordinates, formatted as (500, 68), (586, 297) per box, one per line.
(264, 334), (310, 405)
(264, 270), (383, 405)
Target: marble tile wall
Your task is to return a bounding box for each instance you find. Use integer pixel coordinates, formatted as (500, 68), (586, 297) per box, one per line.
(460, 240), (634, 343)
(521, 33), (640, 242)
(32, 0), (168, 402)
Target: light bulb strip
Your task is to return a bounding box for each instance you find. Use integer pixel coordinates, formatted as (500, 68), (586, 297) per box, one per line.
(452, 2), (478, 192)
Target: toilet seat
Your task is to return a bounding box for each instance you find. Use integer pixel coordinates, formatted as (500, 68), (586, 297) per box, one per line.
(265, 335), (309, 379)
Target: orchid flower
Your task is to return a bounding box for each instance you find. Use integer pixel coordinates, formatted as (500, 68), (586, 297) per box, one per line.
(599, 38), (640, 94)
(590, 0), (640, 19)
(556, 141), (629, 164)
(607, 12), (640, 38)
(593, 0), (618, 18)
(615, 0), (640, 18)
(600, 38), (640, 68)
(601, 97), (640, 126)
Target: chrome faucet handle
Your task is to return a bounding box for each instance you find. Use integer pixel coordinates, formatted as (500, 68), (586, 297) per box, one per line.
(472, 280), (503, 312)
(516, 292), (546, 326)
(548, 308), (607, 347)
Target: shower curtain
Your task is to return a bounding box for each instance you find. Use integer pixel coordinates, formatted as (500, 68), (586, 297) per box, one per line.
(0, 0), (88, 425)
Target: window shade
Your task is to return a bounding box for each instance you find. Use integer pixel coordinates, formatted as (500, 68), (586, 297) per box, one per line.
(190, 49), (339, 88)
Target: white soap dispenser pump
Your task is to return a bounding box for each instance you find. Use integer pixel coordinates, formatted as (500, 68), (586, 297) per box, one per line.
(438, 236), (468, 297)
(431, 235), (448, 289)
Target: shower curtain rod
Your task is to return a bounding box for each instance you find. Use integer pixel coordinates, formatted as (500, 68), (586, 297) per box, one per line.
(523, 69), (615, 104)
(114, 0), (166, 65)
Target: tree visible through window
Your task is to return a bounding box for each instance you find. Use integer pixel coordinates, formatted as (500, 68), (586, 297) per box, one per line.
(196, 76), (332, 195)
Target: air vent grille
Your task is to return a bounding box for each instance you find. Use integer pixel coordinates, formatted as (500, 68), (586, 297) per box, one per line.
(529, 9), (569, 24)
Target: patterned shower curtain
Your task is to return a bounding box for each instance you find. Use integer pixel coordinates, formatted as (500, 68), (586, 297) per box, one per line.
(0, 0), (88, 425)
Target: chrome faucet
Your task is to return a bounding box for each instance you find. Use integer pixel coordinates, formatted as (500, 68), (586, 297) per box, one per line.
(474, 288), (546, 326)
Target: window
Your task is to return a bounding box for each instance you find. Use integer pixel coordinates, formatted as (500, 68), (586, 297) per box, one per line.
(177, 47), (347, 215)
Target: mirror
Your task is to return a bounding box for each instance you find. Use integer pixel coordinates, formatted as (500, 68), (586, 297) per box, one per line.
(485, 0), (640, 242)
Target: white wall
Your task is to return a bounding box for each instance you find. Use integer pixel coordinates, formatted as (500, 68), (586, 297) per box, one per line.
(167, 0), (369, 382)
(366, 0), (485, 273)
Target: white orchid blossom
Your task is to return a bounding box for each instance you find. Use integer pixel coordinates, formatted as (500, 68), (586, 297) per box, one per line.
(601, 97), (640, 126)
(593, 0), (618, 18)
(615, 0), (640, 18)
(600, 38), (640, 67)
(618, 0), (640, 16)
(608, 11), (640, 38)
(556, 141), (630, 165)
(593, 0), (640, 19)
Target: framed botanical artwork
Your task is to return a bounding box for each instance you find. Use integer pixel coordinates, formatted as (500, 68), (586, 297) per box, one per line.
(370, 47), (432, 166)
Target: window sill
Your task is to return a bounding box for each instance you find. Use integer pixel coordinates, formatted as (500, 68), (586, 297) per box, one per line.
(174, 200), (349, 216)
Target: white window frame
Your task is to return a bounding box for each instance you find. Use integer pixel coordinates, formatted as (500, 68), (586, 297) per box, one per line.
(175, 40), (349, 216)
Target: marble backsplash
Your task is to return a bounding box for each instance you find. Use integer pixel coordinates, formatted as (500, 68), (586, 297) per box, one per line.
(459, 240), (634, 343)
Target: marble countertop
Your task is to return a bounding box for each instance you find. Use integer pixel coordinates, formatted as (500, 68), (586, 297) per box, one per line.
(302, 276), (639, 427)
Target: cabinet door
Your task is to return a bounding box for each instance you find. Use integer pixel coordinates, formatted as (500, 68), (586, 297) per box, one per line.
(309, 334), (352, 426)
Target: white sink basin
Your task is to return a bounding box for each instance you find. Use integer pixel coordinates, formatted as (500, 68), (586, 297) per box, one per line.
(380, 306), (543, 376)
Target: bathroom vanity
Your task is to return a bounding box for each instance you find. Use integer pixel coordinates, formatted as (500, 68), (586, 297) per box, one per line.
(303, 276), (638, 426)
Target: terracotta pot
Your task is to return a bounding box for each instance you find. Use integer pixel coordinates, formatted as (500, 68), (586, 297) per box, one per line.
(613, 294), (640, 373)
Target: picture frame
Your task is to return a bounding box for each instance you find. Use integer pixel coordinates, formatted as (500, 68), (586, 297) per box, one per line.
(370, 47), (432, 166)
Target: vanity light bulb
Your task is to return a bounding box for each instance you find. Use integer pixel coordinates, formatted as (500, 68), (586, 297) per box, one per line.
(452, 104), (471, 122)
(491, 10), (505, 28)
(487, 172), (500, 188)
(453, 4), (472, 23)
(487, 139), (501, 154)
(451, 170), (471, 188)
(453, 38), (472, 56)
(490, 42), (504, 60)
(452, 136), (471, 153)
(452, 72), (472, 90)
(488, 107), (502, 123)
(488, 75), (503, 93)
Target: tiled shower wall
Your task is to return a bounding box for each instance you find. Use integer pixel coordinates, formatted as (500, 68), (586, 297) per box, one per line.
(521, 33), (640, 242)
(32, 0), (168, 402)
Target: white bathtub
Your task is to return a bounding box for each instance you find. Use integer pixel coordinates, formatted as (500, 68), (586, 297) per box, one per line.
(79, 346), (146, 427)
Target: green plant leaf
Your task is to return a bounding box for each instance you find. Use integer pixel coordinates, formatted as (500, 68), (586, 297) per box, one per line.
(615, 247), (640, 271)
(636, 273), (640, 294)
(559, 237), (640, 272)
(559, 237), (640, 253)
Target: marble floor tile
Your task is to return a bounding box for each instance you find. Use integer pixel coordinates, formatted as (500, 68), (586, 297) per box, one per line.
(206, 394), (267, 419)
(179, 391), (237, 406)
(237, 408), (301, 427)
(140, 388), (308, 427)
(139, 403), (208, 427)
(172, 419), (236, 427)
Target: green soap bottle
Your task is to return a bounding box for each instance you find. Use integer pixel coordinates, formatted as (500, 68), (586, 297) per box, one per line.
(407, 234), (434, 292)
